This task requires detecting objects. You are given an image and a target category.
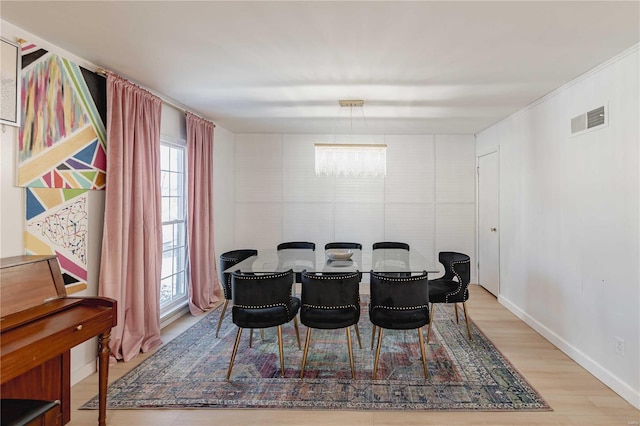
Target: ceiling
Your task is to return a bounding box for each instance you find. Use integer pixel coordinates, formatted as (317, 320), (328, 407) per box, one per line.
(2, 1), (639, 135)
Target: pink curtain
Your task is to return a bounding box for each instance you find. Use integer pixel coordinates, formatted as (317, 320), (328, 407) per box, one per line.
(186, 112), (220, 314)
(99, 72), (163, 362)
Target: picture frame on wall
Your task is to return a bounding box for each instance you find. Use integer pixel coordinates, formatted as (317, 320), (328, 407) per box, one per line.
(0, 37), (21, 127)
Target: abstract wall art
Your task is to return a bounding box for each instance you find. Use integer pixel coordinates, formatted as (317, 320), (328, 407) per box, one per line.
(17, 42), (107, 190)
(25, 187), (89, 286)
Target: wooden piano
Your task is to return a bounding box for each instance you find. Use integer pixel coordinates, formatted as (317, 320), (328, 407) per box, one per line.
(1, 255), (117, 426)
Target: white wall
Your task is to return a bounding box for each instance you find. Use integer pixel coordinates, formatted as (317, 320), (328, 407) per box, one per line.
(0, 124), (24, 258)
(161, 104), (187, 140)
(1, 21), (111, 384)
(233, 133), (477, 279)
(0, 21), (236, 384)
(476, 45), (640, 408)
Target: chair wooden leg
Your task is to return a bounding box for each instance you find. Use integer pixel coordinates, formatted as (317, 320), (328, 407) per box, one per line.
(249, 329), (253, 348)
(354, 324), (362, 349)
(300, 328), (312, 379)
(260, 329), (264, 340)
(454, 303), (459, 324)
(346, 327), (355, 379)
(293, 316), (301, 349)
(373, 327), (383, 379)
(462, 302), (472, 340)
(426, 303), (435, 343)
(277, 325), (285, 377)
(371, 325), (376, 350)
(215, 300), (229, 338)
(418, 328), (429, 380)
(226, 327), (243, 380)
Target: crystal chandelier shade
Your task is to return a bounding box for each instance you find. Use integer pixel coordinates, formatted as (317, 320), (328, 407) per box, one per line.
(314, 144), (387, 178)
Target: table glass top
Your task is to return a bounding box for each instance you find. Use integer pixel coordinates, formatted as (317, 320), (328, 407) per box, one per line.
(223, 248), (438, 274)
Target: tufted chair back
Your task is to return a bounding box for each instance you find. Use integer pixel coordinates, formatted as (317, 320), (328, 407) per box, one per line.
(219, 249), (257, 300)
(369, 271), (430, 330)
(300, 271), (361, 330)
(325, 242), (362, 250)
(372, 242), (411, 278)
(372, 241), (409, 251)
(431, 252), (471, 303)
(277, 241), (316, 284)
(277, 241), (316, 251)
(231, 269), (299, 329)
(436, 251), (467, 282)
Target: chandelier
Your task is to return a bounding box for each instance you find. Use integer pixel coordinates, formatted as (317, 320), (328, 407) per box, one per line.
(314, 100), (387, 178)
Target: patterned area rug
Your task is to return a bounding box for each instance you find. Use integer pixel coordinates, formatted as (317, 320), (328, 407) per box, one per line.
(81, 297), (550, 411)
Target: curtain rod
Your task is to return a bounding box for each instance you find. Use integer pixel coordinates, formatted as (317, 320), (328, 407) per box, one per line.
(95, 67), (213, 125)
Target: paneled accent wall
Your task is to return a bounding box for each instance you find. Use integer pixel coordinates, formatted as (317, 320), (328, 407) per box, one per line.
(234, 133), (476, 279)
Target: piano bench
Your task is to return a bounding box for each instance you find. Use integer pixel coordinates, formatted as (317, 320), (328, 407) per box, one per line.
(0, 399), (60, 426)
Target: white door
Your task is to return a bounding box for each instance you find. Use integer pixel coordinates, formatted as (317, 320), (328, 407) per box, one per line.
(478, 151), (500, 296)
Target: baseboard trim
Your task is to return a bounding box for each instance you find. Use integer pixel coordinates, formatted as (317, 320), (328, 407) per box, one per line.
(70, 305), (192, 386)
(71, 359), (97, 386)
(160, 304), (190, 329)
(498, 294), (640, 410)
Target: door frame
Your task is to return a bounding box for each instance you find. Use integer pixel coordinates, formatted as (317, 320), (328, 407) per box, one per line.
(476, 147), (500, 294)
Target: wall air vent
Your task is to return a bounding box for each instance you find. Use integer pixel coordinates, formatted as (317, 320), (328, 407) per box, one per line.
(586, 106), (605, 128)
(571, 105), (607, 136)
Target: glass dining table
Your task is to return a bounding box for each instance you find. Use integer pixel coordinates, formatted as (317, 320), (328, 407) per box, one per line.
(223, 248), (439, 276)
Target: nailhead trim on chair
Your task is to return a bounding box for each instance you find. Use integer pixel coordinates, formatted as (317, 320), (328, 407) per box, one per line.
(301, 272), (361, 280)
(234, 270), (292, 279)
(302, 303), (358, 310)
(370, 304), (429, 311)
(221, 257), (243, 299)
(369, 273), (429, 311)
(444, 259), (470, 303)
(235, 302), (287, 309)
(233, 271), (295, 317)
(370, 272), (427, 282)
(223, 272), (234, 299)
(235, 302), (291, 318)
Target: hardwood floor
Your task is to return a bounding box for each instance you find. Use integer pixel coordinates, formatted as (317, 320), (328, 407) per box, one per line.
(69, 285), (639, 425)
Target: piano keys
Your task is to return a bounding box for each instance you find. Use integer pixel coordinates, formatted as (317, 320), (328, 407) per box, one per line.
(1, 255), (117, 426)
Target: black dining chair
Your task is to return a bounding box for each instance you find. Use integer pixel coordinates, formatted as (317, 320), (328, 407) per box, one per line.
(277, 241), (316, 285)
(370, 242), (411, 348)
(325, 242), (363, 250)
(426, 252), (472, 342)
(323, 242), (363, 283)
(278, 241), (316, 251)
(216, 249), (257, 338)
(369, 271), (430, 380)
(372, 241), (410, 251)
(226, 269), (301, 380)
(299, 271), (361, 379)
(371, 242), (411, 273)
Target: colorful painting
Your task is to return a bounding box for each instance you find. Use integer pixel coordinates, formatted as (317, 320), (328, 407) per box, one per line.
(17, 42), (106, 190)
(25, 188), (89, 286)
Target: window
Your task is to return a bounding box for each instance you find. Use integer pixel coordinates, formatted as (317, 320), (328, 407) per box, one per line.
(160, 140), (187, 313)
